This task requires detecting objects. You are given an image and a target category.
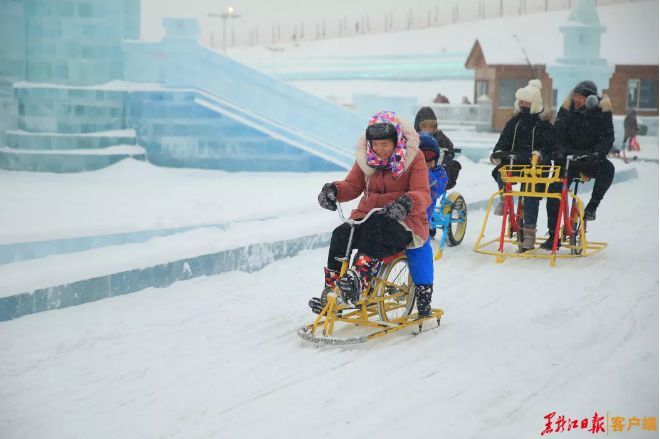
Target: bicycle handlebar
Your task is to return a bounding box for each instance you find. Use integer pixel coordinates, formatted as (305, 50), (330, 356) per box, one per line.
(337, 204), (383, 225)
(551, 150), (599, 162)
(566, 154), (594, 161)
(491, 150), (535, 160)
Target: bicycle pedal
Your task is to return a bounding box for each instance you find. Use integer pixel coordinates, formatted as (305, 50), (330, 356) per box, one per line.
(384, 285), (403, 295)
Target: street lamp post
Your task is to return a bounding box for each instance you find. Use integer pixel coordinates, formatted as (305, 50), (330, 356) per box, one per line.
(209, 6), (241, 53)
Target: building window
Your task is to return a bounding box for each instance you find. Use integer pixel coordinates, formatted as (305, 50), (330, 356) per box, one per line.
(475, 80), (488, 102)
(628, 79), (658, 110)
(498, 78), (528, 108)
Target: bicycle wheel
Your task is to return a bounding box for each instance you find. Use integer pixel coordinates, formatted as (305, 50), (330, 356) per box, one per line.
(376, 256), (415, 322)
(446, 193), (467, 246)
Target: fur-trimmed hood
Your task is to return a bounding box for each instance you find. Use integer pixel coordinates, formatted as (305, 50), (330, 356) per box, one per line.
(414, 107), (437, 132)
(512, 105), (554, 121)
(562, 91), (612, 113)
(355, 117), (420, 176)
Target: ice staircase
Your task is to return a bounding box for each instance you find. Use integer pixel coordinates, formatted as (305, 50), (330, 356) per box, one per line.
(0, 84), (145, 172)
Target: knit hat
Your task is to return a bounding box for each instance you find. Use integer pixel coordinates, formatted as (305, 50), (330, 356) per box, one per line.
(419, 131), (440, 162)
(515, 79), (543, 114)
(573, 80), (598, 97)
(414, 106), (437, 132)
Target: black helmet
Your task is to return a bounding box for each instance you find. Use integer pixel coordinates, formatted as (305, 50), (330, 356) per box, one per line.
(366, 122), (398, 144)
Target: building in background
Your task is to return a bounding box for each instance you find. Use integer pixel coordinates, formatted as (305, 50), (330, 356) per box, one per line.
(465, 0), (658, 131)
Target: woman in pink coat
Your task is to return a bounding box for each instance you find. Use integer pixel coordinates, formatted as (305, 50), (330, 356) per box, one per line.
(309, 111), (431, 312)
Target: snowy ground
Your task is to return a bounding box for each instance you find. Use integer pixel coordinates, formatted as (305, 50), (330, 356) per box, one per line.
(1, 153), (658, 437)
(0, 160), (343, 245)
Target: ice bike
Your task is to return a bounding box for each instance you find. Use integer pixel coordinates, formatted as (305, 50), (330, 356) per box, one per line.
(473, 151), (607, 266)
(429, 188), (467, 260)
(429, 148), (468, 260)
(298, 205), (444, 345)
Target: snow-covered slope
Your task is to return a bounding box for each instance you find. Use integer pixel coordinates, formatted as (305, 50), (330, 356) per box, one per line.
(229, 2), (658, 70)
(0, 159), (657, 438)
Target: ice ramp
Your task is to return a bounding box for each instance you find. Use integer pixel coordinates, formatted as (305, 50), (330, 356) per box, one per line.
(128, 87), (355, 171)
(122, 18), (365, 170)
(193, 89), (355, 170)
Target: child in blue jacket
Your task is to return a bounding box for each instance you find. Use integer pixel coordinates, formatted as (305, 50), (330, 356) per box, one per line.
(406, 132), (448, 317)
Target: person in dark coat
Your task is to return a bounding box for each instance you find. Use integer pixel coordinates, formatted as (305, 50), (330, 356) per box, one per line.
(489, 79), (556, 250)
(541, 80), (615, 250)
(414, 106), (462, 190)
(622, 109), (638, 151)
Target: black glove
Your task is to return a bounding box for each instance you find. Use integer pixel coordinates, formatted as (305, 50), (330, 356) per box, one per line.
(317, 183), (337, 211)
(580, 151), (604, 165)
(550, 150), (565, 161)
(383, 194), (412, 221)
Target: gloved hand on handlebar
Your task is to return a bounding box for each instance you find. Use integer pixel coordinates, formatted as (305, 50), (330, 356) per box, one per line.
(552, 150), (601, 163)
(531, 150), (543, 163)
(573, 151), (603, 164)
(383, 194), (412, 221)
(317, 183), (338, 211)
(490, 150), (502, 165)
(588, 151), (606, 164)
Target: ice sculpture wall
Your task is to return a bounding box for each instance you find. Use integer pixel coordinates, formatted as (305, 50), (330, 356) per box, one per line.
(0, 2), (360, 172)
(0, 232), (332, 322)
(21, 0), (139, 85)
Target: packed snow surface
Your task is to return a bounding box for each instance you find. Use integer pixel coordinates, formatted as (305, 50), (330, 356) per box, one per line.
(0, 157), (657, 438)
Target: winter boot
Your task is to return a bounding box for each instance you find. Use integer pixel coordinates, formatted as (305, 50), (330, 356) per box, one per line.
(540, 233), (561, 251)
(415, 284), (433, 318)
(337, 254), (380, 306)
(308, 267), (340, 314)
(584, 200), (599, 221)
(521, 225), (537, 251)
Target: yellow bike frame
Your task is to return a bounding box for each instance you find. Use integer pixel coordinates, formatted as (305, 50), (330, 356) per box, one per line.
(298, 255), (444, 344)
(298, 204), (444, 345)
(473, 159), (606, 266)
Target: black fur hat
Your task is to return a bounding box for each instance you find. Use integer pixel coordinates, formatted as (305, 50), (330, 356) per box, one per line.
(573, 80), (598, 97)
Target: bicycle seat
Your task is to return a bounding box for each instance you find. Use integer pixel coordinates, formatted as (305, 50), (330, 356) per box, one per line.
(382, 251), (405, 264)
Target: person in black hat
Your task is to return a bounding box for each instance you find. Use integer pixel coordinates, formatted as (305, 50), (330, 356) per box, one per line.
(540, 80), (615, 250)
(414, 106), (462, 190)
